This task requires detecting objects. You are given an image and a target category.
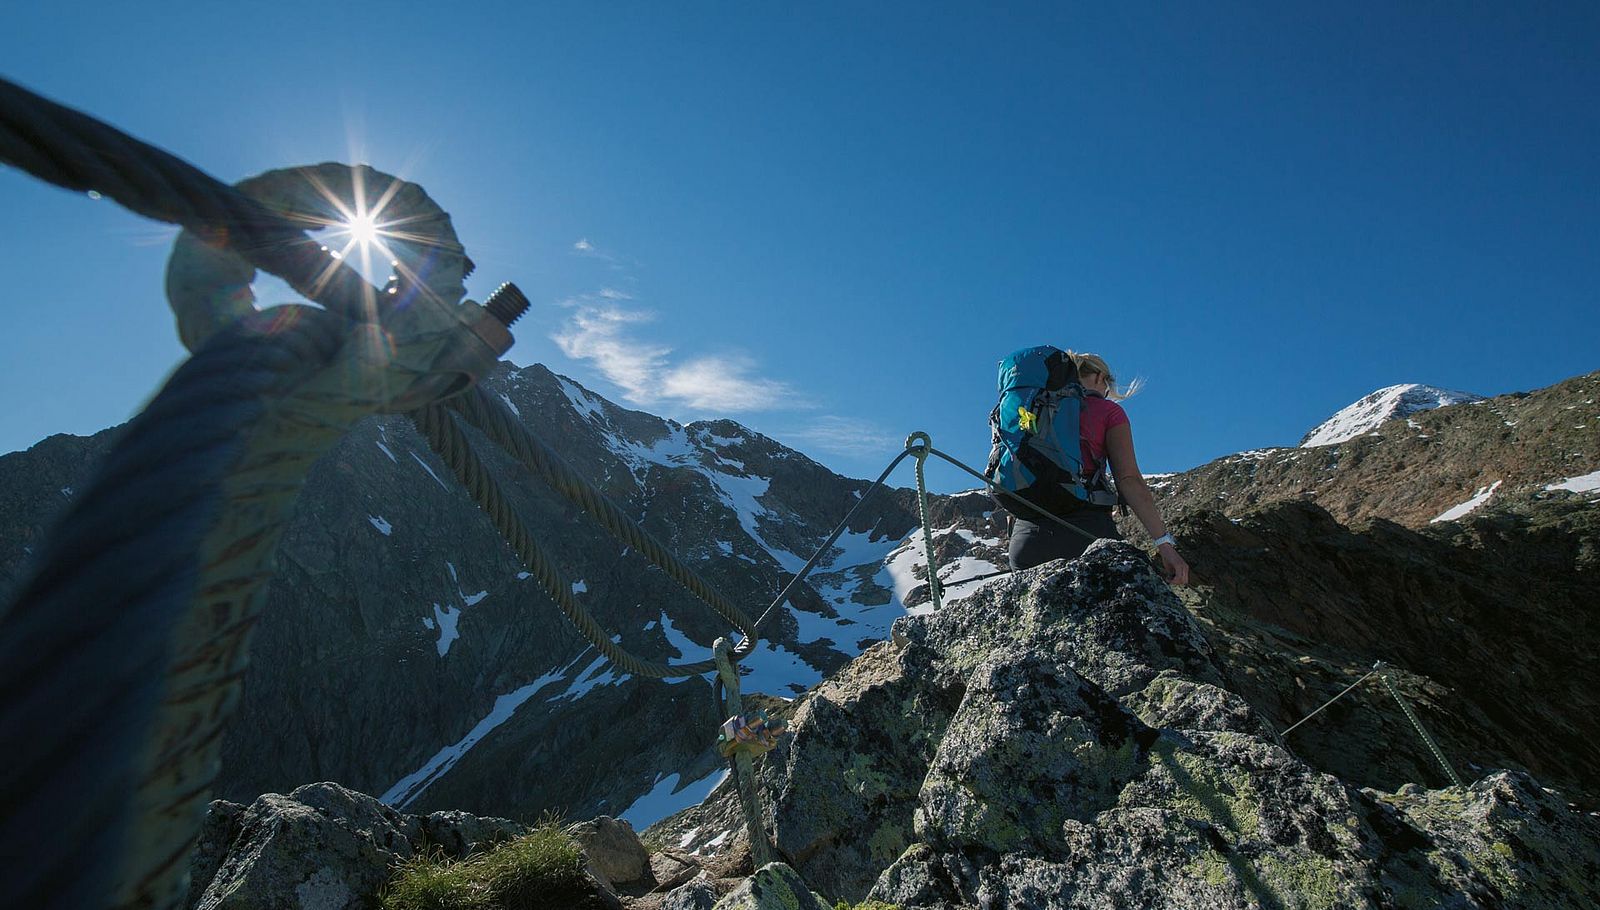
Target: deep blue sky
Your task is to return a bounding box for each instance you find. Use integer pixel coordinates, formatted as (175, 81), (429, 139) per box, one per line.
(3, 3), (1596, 491)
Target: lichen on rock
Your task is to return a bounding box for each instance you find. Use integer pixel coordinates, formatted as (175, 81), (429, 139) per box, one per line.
(722, 541), (1600, 908)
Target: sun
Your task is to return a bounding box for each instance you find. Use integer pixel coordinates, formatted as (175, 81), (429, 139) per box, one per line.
(346, 212), (381, 248)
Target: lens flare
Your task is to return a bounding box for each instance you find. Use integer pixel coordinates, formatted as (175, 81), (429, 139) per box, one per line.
(347, 212), (380, 248)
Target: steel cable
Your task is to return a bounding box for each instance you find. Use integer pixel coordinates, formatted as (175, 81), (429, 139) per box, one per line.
(732, 438), (1098, 647)
(445, 386), (762, 659)
(0, 308), (348, 910)
(745, 448), (914, 637)
(1279, 667), (1383, 739)
(0, 77), (385, 323)
(410, 403), (727, 678)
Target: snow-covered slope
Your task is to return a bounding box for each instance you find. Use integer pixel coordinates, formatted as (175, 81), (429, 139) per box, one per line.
(1300, 384), (1484, 448)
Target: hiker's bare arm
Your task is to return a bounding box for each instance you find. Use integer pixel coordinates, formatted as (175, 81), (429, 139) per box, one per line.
(1104, 424), (1164, 537)
(1105, 423), (1190, 585)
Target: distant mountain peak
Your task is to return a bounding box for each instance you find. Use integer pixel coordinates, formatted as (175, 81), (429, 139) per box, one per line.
(1300, 383), (1484, 448)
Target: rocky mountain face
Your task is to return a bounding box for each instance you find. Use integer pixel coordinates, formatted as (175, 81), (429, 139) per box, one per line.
(649, 543), (1599, 908)
(888, 372), (1600, 810)
(0, 362), (926, 827)
(5, 363), (1598, 908)
(1165, 497), (1599, 808)
(174, 535), (1600, 909)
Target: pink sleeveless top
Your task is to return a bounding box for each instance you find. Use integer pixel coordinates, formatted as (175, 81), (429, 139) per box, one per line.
(1080, 396), (1129, 471)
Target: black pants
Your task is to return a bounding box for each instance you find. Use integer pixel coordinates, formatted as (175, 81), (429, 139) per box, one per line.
(1008, 509), (1122, 571)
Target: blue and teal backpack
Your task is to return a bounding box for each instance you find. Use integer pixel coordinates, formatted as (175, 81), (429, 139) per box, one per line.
(986, 345), (1114, 520)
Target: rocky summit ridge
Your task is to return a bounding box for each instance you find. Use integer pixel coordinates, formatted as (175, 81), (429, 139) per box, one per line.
(1299, 384), (1485, 448)
(1145, 370), (1599, 528)
(640, 541), (1599, 909)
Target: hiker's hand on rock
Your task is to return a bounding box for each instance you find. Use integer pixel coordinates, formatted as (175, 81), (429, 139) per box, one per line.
(1158, 544), (1190, 586)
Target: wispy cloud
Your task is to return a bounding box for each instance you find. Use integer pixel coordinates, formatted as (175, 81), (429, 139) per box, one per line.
(661, 356), (804, 411)
(556, 236), (800, 414)
(552, 301), (804, 414)
(551, 306), (671, 403)
(570, 238), (631, 271)
(785, 416), (901, 457)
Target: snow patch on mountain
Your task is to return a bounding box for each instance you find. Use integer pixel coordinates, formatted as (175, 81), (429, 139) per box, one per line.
(1431, 480), (1503, 523)
(1302, 384), (1484, 448)
(741, 640), (828, 694)
(882, 528), (1007, 618)
(621, 767), (730, 830)
(693, 426), (749, 449)
(431, 603), (461, 656)
(699, 472), (806, 571)
(410, 452), (450, 491)
(381, 660), (573, 809)
(1546, 469), (1600, 495)
(557, 375), (607, 424)
(884, 540), (923, 607)
(375, 423), (398, 463)
(606, 425), (699, 483)
(658, 610), (700, 660)
(554, 652), (631, 701)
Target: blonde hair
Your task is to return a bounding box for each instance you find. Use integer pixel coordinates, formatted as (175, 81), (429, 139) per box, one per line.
(1070, 351), (1142, 400)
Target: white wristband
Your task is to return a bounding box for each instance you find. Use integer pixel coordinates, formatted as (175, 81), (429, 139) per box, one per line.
(1152, 533), (1176, 549)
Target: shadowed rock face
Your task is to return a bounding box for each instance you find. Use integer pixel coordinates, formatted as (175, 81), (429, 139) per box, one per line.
(1168, 497), (1600, 806)
(654, 543), (1600, 909)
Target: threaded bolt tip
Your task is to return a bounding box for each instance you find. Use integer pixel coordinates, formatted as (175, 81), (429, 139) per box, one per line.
(485, 282), (530, 327)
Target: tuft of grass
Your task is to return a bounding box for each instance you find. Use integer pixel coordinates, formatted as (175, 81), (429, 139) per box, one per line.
(382, 823), (591, 910)
(382, 848), (490, 910)
(477, 825), (591, 909)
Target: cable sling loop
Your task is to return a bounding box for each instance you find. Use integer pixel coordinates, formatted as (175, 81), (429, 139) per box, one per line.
(907, 433), (944, 611)
(714, 638), (777, 868)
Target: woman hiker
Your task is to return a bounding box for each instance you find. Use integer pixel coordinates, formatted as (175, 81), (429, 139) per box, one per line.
(1005, 351), (1191, 585)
